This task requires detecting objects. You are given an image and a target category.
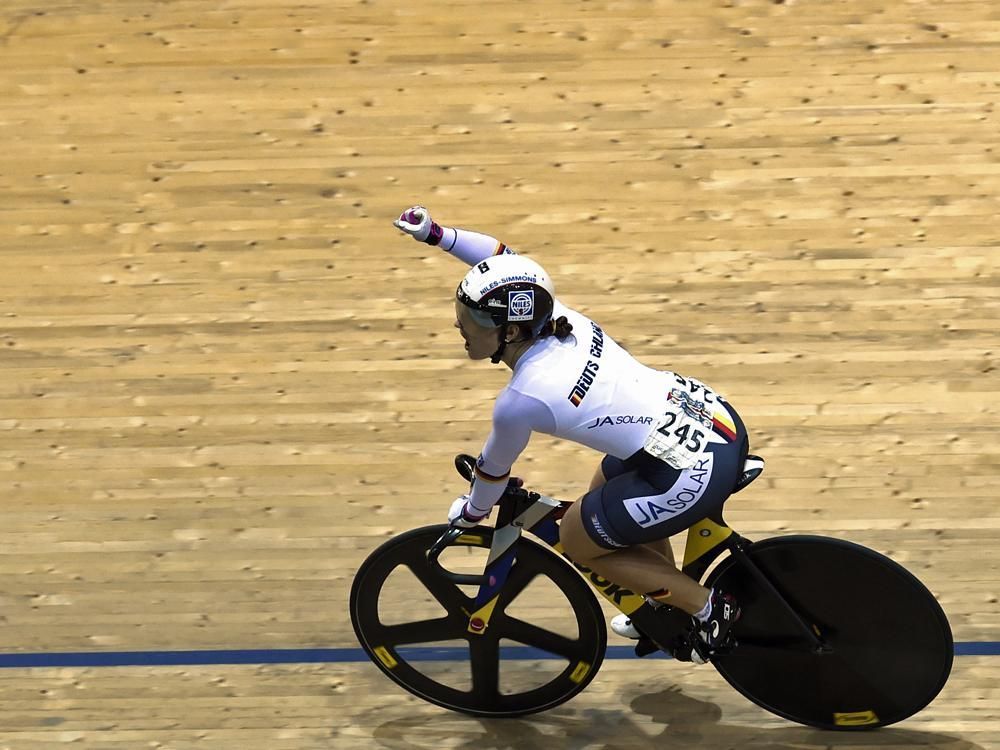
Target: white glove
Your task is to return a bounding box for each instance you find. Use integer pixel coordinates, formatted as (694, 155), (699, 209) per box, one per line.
(393, 205), (443, 245)
(448, 495), (489, 528)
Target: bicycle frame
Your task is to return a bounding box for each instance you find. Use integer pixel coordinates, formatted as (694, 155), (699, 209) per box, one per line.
(427, 486), (828, 656)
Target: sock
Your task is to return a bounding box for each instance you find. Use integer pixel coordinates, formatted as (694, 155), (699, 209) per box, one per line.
(693, 591), (713, 623)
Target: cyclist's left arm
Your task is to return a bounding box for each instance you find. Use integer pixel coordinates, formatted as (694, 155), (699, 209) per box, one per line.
(464, 388), (556, 519)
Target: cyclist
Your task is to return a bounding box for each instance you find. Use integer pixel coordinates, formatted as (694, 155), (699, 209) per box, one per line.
(393, 205), (749, 659)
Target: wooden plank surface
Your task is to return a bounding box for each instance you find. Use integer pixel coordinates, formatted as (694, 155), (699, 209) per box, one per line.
(0, 0), (997, 747)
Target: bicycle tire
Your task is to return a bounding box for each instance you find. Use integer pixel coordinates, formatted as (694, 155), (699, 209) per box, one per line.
(350, 524), (607, 717)
(705, 535), (953, 730)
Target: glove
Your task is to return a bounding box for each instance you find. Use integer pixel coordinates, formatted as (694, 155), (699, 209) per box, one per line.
(448, 495), (489, 528)
(393, 205), (444, 245)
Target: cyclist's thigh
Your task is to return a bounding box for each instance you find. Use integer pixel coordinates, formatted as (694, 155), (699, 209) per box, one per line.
(560, 496), (620, 560)
(582, 445), (742, 548)
(577, 452), (657, 549)
(583, 401), (749, 548)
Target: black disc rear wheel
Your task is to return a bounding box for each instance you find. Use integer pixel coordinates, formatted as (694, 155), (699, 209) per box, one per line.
(707, 535), (953, 730)
(350, 525), (607, 717)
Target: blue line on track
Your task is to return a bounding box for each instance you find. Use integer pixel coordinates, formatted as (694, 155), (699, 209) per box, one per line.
(0, 642), (995, 668)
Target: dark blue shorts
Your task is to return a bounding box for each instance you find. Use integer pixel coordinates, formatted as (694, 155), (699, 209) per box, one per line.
(580, 403), (748, 549)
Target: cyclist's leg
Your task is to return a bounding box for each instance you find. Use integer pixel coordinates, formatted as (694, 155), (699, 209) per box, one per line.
(569, 440), (703, 609)
(588, 459), (675, 565)
(564, 407), (748, 615)
(561, 500), (707, 614)
(594, 455), (677, 566)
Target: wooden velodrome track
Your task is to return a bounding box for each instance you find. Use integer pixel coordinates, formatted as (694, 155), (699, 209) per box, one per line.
(0, 0), (997, 747)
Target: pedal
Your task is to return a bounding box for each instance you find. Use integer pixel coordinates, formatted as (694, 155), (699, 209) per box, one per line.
(634, 636), (660, 658)
(688, 633), (738, 664)
(669, 635), (701, 663)
(690, 638), (711, 665)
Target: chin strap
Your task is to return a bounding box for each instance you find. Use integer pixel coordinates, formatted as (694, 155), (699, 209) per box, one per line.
(489, 329), (508, 364)
(490, 327), (536, 364)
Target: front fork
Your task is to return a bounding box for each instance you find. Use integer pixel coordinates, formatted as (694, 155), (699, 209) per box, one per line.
(426, 493), (563, 635)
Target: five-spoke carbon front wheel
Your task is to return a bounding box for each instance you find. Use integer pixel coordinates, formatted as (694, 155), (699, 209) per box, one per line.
(350, 525), (607, 717)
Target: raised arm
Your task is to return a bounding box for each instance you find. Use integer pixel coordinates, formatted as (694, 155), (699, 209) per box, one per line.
(393, 205), (515, 267)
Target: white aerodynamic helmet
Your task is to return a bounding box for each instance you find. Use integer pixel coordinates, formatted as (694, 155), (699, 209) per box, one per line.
(456, 254), (556, 338)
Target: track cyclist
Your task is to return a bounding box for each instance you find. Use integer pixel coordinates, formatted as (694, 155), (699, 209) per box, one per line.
(393, 206), (750, 661)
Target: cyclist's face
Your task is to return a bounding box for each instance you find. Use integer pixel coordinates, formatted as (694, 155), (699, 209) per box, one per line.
(455, 301), (500, 360)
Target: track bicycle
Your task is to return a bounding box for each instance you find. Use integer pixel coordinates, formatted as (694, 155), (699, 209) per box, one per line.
(350, 453), (953, 729)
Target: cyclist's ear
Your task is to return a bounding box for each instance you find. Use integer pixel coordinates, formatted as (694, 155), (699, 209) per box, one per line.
(504, 323), (528, 344)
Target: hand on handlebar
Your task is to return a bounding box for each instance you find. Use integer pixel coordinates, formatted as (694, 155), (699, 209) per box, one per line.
(454, 454), (523, 491)
(448, 495), (490, 528)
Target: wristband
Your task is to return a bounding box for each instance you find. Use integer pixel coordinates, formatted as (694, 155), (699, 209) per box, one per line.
(425, 221), (444, 246)
(462, 502), (488, 521)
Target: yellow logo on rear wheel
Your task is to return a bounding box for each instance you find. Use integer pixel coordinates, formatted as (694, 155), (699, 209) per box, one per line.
(833, 710), (879, 726)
